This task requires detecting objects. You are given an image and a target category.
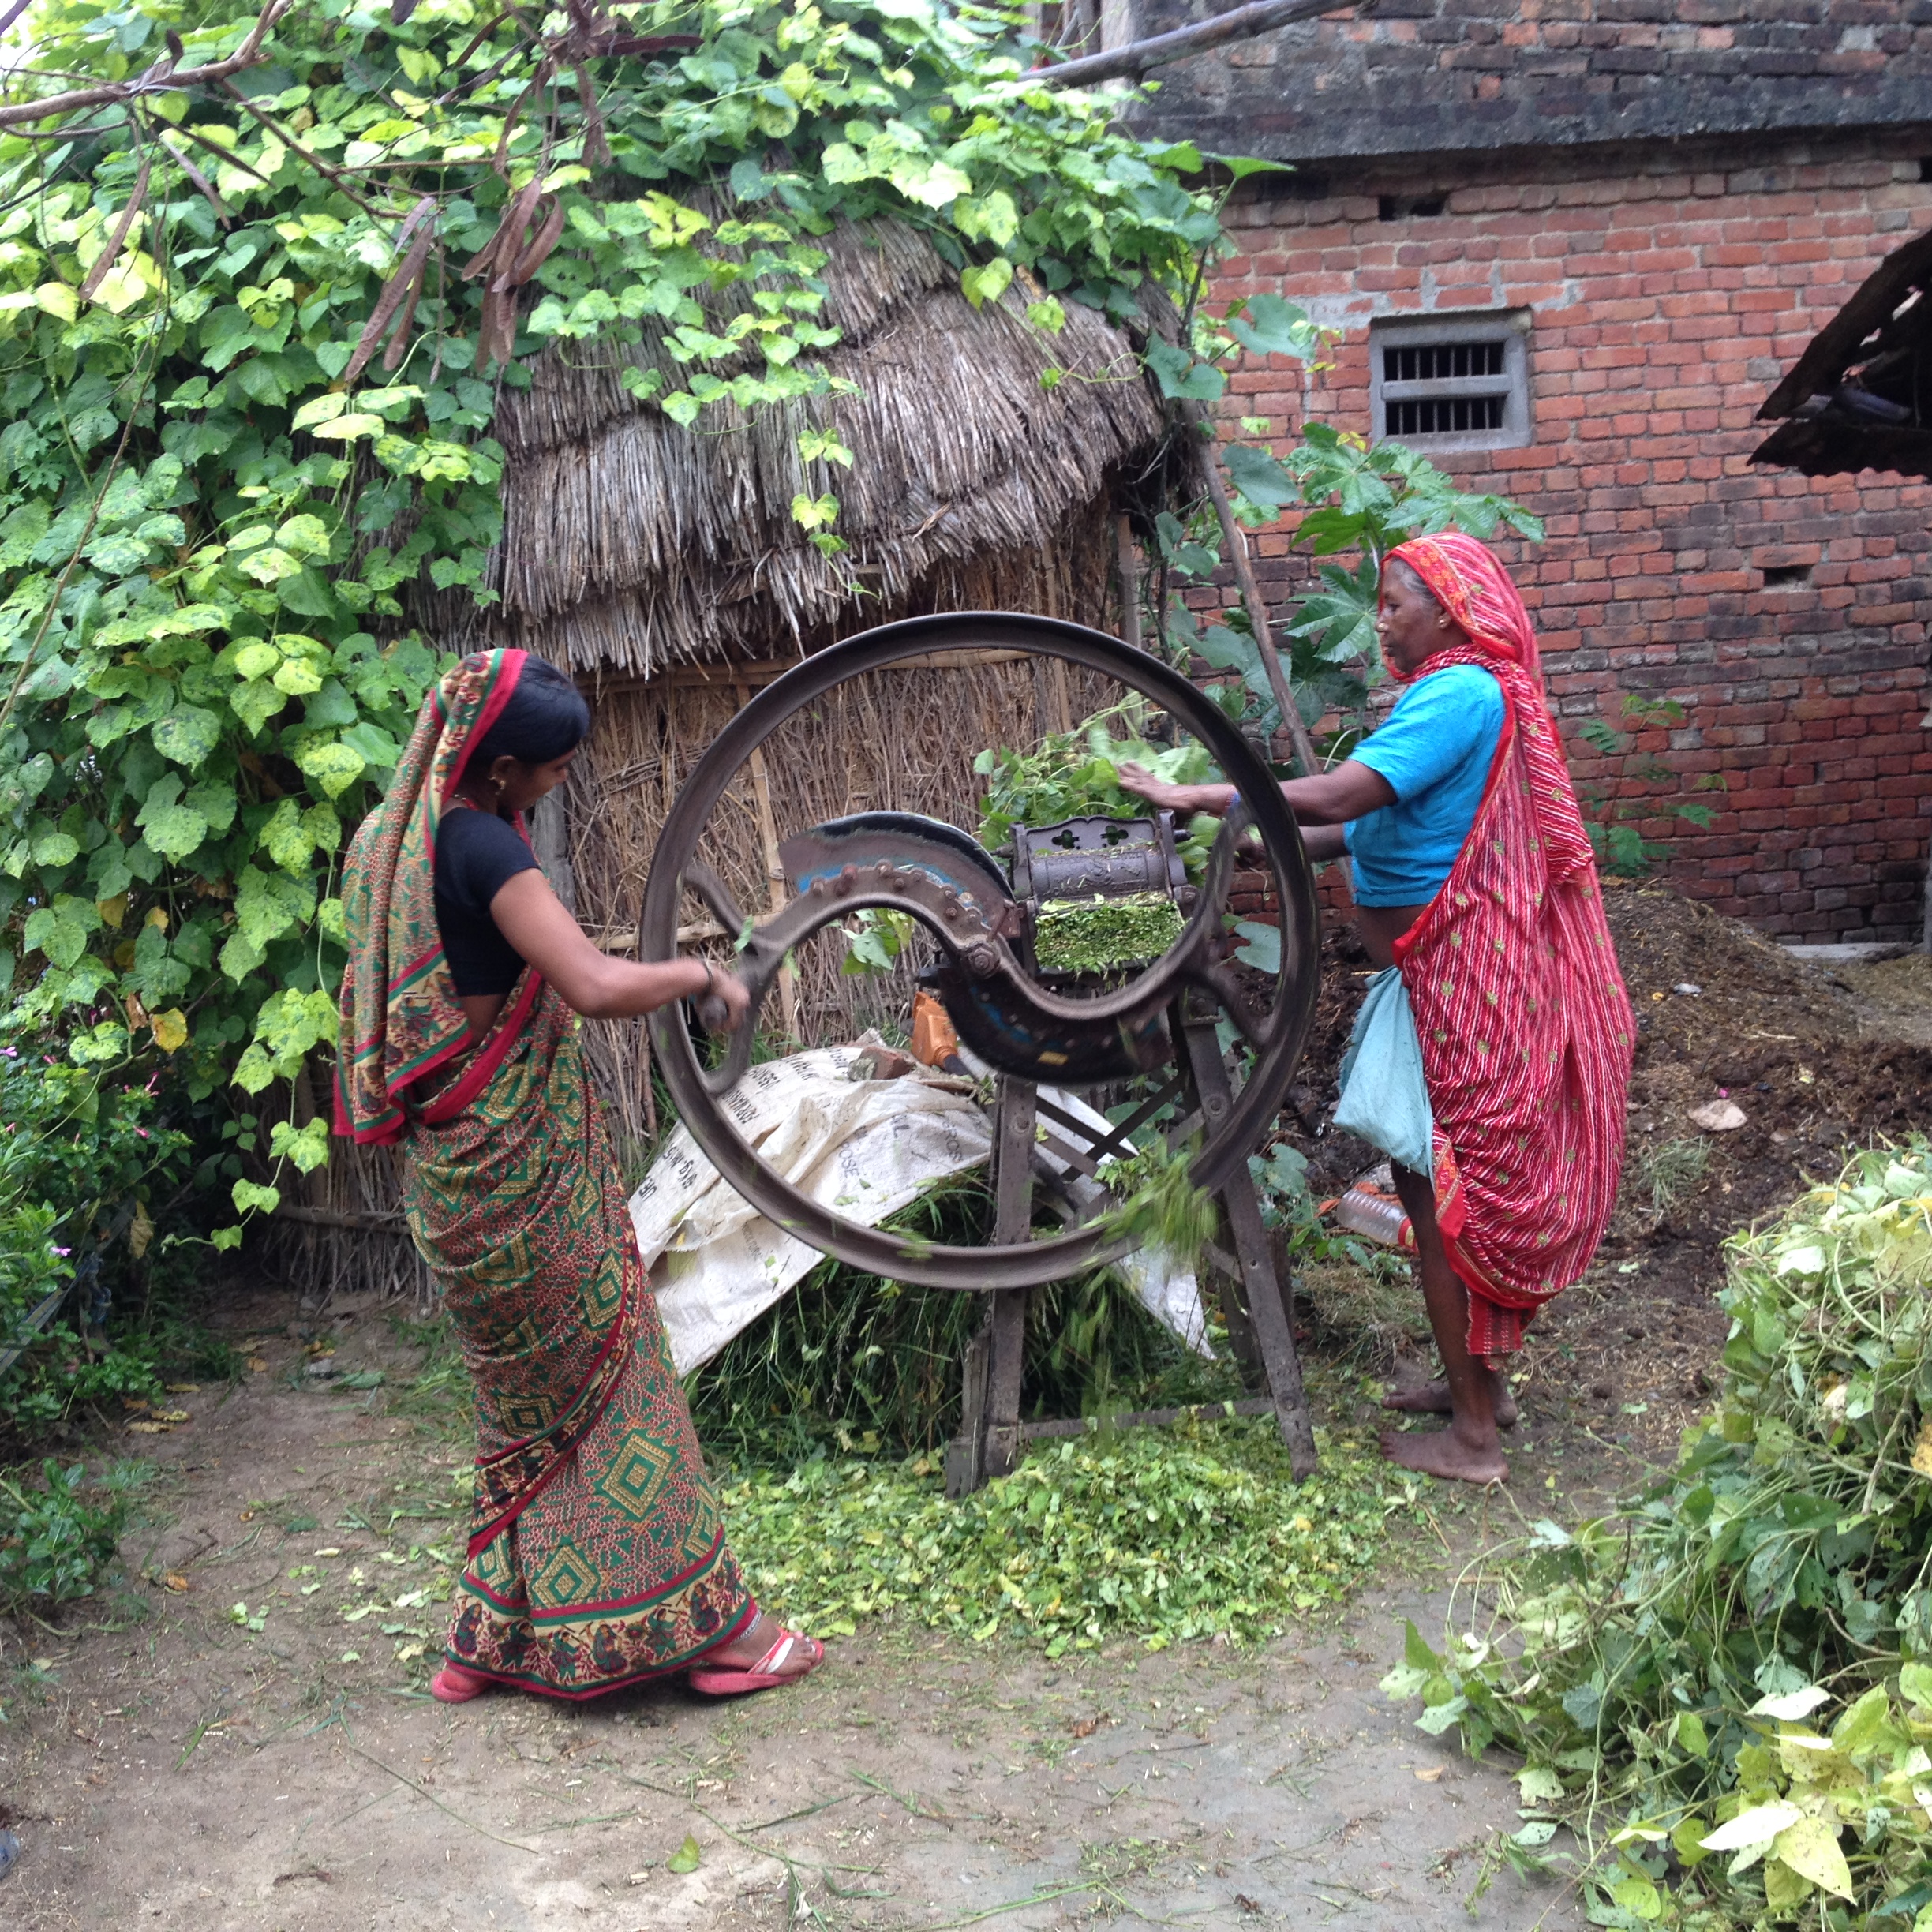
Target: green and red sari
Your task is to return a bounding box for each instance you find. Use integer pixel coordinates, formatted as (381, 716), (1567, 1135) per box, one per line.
(335, 648), (753, 1697)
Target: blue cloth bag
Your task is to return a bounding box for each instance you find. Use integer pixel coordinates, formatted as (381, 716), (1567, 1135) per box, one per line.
(1331, 966), (1434, 1178)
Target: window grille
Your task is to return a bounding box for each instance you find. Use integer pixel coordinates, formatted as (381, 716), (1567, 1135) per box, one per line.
(1368, 313), (1531, 453)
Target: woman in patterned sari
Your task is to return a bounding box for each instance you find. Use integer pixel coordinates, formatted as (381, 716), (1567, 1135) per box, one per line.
(1121, 534), (1632, 1484)
(336, 647), (822, 1701)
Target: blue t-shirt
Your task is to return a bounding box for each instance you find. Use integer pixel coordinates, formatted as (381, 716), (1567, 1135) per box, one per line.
(1342, 664), (1506, 907)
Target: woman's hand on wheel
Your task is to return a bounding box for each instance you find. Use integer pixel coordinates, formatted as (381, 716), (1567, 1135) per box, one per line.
(703, 961), (752, 1032)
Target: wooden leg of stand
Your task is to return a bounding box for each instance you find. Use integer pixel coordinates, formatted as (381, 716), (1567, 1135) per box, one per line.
(945, 1078), (1036, 1494)
(1208, 1196), (1266, 1393)
(943, 1324), (990, 1498)
(1169, 1005), (1262, 1389)
(982, 1078), (1035, 1483)
(1178, 1019), (1318, 1479)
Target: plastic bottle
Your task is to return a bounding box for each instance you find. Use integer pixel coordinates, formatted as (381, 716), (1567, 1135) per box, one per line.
(1332, 1185), (1409, 1246)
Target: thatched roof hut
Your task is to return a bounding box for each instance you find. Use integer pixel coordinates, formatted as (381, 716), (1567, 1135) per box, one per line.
(443, 212), (1166, 676)
(302, 212), (1171, 1300)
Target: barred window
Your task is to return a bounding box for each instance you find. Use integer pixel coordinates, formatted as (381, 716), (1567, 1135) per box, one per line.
(1369, 313), (1531, 452)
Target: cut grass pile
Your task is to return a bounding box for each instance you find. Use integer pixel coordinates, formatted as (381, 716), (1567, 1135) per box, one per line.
(1385, 1140), (1932, 1929)
(1032, 893), (1185, 975)
(720, 1419), (1420, 1657)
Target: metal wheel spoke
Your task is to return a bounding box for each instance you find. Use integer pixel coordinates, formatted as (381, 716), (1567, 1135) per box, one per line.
(678, 859), (749, 942)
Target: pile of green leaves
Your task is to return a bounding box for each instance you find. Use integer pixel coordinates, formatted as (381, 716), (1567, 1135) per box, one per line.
(1382, 1142), (1932, 1928)
(975, 714), (1220, 874)
(1032, 890), (1182, 974)
(0, 0), (1231, 1238)
(721, 1419), (1416, 1653)
(689, 1175), (1238, 1458)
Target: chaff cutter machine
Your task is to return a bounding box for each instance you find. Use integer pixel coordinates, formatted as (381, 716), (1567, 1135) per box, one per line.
(639, 613), (1324, 1487)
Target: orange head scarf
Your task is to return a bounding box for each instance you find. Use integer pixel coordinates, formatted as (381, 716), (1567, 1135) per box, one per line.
(1383, 531), (1544, 687)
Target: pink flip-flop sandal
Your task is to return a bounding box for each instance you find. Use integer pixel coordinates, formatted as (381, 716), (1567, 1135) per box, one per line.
(687, 1628), (824, 1698)
(431, 1662), (493, 1704)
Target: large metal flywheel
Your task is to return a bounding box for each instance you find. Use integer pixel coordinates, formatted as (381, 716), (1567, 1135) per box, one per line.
(638, 612), (1324, 1301)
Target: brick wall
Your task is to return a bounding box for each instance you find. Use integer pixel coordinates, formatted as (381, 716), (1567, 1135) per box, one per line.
(1206, 129), (1932, 943)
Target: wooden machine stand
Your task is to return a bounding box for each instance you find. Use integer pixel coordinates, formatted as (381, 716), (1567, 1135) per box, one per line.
(942, 814), (1320, 1497)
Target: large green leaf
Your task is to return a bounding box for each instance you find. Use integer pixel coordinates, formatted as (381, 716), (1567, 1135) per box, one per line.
(24, 895), (97, 969)
(1227, 294), (1321, 362)
(1222, 442), (1296, 511)
(296, 739), (366, 799)
(152, 703), (223, 769)
(1144, 341), (1224, 402)
(136, 775), (209, 860)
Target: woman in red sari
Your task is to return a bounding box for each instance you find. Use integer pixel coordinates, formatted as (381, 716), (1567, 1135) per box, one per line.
(337, 647), (822, 1698)
(1124, 534), (1632, 1484)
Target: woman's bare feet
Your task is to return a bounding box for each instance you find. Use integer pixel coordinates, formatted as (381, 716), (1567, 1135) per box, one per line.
(1380, 1424), (1508, 1485)
(1381, 1376), (1519, 1428)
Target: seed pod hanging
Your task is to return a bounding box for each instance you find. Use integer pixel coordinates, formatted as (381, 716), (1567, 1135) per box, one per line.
(462, 176), (541, 283)
(380, 256), (427, 374)
(79, 145), (151, 301)
(158, 137), (230, 227)
(341, 197), (439, 387)
(575, 64), (611, 170)
(493, 195), (564, 290)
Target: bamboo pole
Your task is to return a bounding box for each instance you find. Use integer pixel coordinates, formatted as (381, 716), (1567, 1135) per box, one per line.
(1049, 658), (1073, 734)
(1116, 513), (1143, 652)
(1182, 402), (1321, 780)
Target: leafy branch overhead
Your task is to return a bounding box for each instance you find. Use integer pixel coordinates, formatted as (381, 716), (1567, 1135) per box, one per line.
(1138, 291), (1546, 745)
(0, 0), (1245, 1234)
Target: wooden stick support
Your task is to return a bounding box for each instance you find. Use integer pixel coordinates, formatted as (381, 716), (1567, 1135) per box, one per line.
(1175, 1010), (1316, 1477)
(736, 682), (799, 1043)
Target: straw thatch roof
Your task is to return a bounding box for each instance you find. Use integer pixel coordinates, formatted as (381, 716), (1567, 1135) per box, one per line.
(437, 208), (1168, 677)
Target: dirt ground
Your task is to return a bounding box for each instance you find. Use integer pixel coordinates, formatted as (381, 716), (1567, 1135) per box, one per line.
(1290, 883), (1932, 1468)
(3, 889), (1929, 1930)
(1, 1298), (1593, 1932)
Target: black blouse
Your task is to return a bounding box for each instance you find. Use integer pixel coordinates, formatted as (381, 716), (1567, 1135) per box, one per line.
(433, 807), (541, 995)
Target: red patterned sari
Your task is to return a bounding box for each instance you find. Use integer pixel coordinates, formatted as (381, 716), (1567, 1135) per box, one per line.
(335, 649), (752, 1696)
(1381, 535), (1635, 1361)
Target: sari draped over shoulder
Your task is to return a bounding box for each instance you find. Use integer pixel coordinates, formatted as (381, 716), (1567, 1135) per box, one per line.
(1379, 534), (1635, 1361)
(335, 649), (752, 1697)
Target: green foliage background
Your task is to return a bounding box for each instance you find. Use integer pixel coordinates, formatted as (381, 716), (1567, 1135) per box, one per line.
(0, 0), (1227, 1234)
(1385, 1144), (1932, 1929)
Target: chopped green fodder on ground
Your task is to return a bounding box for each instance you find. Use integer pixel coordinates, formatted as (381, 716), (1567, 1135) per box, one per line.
(1383, 1140), (1932, 1929)
(1032, 893), (1186, 975)
(721, 1421), (1418, 1656)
